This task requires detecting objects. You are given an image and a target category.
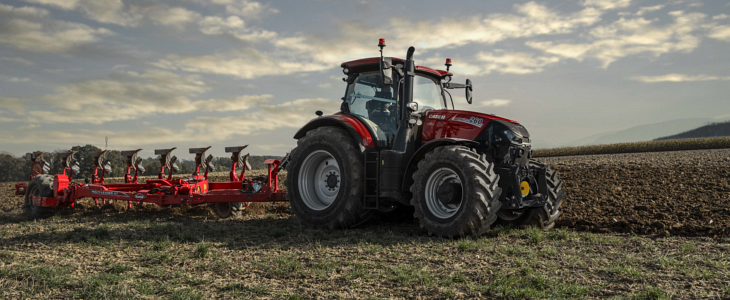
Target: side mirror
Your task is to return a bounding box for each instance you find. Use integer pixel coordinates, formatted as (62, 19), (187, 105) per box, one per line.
(380, 57), (393, 85)
(407, 102), (418, 112)
(465, 79), (473, 104)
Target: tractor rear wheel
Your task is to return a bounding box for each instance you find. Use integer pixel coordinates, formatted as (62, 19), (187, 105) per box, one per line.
(286, 126), (371, 229)
(23, 174), (56, 219)
(495, 160), (564, 229)
(410, 146), (502, 238)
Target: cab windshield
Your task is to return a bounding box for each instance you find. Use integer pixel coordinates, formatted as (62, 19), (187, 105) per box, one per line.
(345, 72), (399, 137)
(344, 71), (445, 142)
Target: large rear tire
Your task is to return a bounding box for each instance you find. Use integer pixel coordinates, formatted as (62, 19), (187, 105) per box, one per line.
(286, 126), (371, 229)
(410, 146), (502, 238)
(495, 160), (564, 229)
(23, 174), (56, 219)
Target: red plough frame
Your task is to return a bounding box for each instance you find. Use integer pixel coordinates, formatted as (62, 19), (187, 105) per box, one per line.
(19, 146), (289, 216)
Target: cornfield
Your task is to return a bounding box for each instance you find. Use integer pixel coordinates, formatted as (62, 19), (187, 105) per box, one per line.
(533, 137), (730, 158)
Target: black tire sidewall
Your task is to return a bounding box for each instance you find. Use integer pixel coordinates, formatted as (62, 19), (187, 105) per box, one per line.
(288, 129), (362, 226)
(24, 175), (54, 219)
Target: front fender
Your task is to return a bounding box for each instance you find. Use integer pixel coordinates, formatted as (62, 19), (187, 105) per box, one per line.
(293, 114), (376, 148)
(401, 138), (480, 191)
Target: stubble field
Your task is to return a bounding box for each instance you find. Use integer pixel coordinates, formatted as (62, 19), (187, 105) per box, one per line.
(1, 149), (729, 299)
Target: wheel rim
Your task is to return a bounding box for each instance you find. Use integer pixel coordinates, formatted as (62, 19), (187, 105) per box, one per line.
(425, 167), (463, 219)
(298, 150), (340, 211)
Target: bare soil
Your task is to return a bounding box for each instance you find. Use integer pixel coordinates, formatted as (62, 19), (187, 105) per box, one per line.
(536, 148), (730, 237)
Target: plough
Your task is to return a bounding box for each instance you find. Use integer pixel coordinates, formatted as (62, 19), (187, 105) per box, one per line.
(17, 146), (289, 219)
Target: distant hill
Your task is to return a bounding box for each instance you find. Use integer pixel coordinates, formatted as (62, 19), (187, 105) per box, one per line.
(560, 118), (720, 147)
(655, 121), (730, 141)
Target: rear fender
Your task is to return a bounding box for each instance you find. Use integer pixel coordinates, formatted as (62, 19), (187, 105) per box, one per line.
(401, 138), (479, 191)
(293, 115), (376, 148)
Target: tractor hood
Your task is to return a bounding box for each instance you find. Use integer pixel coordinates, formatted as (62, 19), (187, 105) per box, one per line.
(422, 110), (529, 143)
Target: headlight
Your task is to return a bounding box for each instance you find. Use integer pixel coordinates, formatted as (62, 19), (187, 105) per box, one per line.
(503, 129), (523, 144)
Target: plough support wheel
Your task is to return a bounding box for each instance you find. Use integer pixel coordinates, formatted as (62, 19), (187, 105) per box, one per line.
(212, 202), (245, 218)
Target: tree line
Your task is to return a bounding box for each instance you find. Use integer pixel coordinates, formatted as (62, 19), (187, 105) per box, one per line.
(0, 144), (283, 183)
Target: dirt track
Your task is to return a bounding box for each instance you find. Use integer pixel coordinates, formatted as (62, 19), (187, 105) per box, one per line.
(1, 149), (729, 237)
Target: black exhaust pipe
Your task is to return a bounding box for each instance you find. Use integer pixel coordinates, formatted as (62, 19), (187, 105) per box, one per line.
(393, 46), (416, 153)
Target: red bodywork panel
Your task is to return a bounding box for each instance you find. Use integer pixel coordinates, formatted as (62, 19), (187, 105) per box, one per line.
(421, 110), (520, 144)
(333, 113), (375, 148)
(53, 175), (69, 198)
(15, 183), (26, 195)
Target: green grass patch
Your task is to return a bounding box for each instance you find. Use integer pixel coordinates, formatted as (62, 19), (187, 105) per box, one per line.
(193, 242), (210, 259)
(222, 283), (271, 297)
(472, 272), (590, 299)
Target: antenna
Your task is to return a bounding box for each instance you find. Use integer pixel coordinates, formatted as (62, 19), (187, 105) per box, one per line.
(105, 136), (108, 150)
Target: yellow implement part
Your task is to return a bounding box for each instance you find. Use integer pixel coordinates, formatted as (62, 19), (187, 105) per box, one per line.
(520, 181), (530, 197)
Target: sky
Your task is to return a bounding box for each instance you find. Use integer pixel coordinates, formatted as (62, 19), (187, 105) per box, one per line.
(0, 0), (729, 158)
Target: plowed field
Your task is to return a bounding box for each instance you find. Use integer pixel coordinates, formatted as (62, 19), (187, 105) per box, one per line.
(3, 149), (727, 238)
(1, 149), (729, 299)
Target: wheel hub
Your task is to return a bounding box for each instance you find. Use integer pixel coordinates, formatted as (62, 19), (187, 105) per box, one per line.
(424, 167), (463, 219)
(298, 150), (341, 211)
(437, 182), (462, 205)
(326, 173), (339, 189)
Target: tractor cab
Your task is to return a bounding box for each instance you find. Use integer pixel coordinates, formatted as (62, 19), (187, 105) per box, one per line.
(340, 56), (449, 147)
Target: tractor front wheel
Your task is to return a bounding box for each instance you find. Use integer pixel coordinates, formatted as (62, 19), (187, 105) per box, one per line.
(410, 146), (502, 238)
(286, 126), (371, 229)
(23, 174), (56, 219)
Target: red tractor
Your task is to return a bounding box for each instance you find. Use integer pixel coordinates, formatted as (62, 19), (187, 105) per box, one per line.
(286, 40), (564, 238)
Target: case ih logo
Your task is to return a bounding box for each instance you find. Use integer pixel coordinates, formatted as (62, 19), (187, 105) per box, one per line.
(452, 116), (484, 128)
(134, 193), (146, 200)
(429, 114), (446, 120)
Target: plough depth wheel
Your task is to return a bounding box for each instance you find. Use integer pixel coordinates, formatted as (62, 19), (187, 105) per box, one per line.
(24, 174), (56, 219)
(212, 202), (245, 218)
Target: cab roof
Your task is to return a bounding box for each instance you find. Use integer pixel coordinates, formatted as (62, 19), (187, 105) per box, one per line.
(341, 57), (452, 80)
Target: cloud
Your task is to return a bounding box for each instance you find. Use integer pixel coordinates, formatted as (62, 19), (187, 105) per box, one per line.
(0, 97), (26, 115)
(583, 0), (632, 10)
(386, 2), (602, 51)
(526, 11), (706, 68)
(154, 48), (329, 79)
(636, 5), (664, 16)
(142, 5), (201, 28)
(2, 97), (338, 148)
(22, 0), (142, 27)
(0, 57), (35, 66)
(15, 69), (272, 124)
(190, 0), (278, 18)
(22, 0), (202, 28)
(0, 3), (49, 17)
(163, 2), (607, 80)
(708, 25), (730, 41)
(471, 51), (560, 75)
(631, 73), (730, 82)
(481, 99), (512, 107)
(198, 15), (276, 41)
(0, 4), (113, 53)
(184, 98), (341, 140)
(0, 76), (31, 82)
